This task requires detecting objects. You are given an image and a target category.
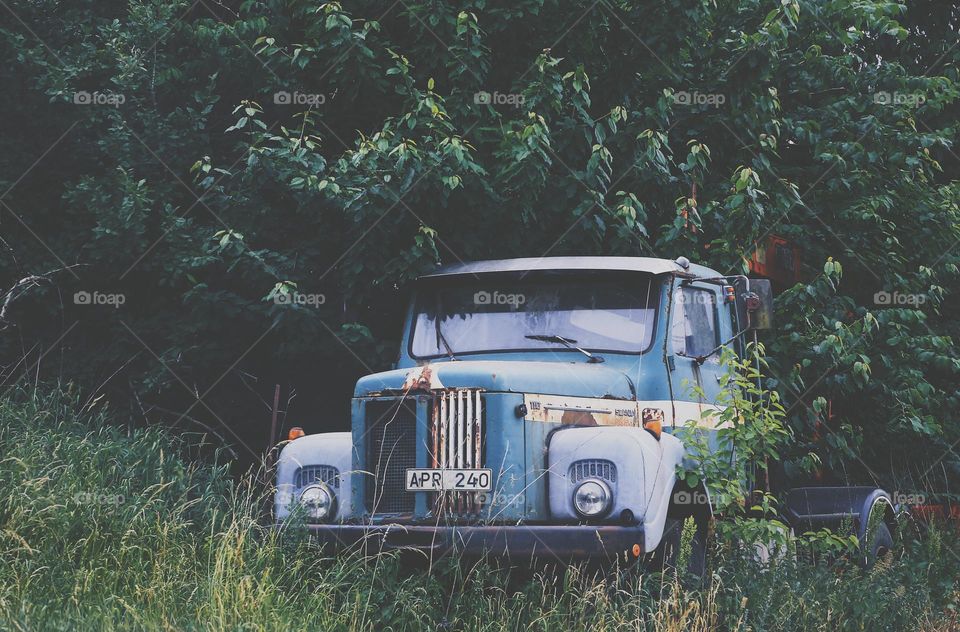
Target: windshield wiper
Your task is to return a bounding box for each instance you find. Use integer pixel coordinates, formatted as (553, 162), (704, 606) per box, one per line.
(524, 334), (605, 363)
(434, 316), (458, 361)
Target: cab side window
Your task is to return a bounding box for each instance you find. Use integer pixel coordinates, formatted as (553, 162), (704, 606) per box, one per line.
(672, 287), (718, 359)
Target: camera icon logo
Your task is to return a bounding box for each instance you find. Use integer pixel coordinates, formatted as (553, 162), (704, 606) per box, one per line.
(474, 91), (492, 105)
(873, 91), (891, 105)
(673, 91), (691, 105)
(274, 91), (292, 105)
(273, 292), (292, 305)
(74, 291), (91, 305)
(473, 291), (491, 305)
(73, 91), (92, 105)
(873, 290), (892, 305)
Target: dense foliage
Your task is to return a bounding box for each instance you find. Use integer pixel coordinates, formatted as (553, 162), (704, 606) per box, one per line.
(1, 388), (958, 630)
(0, 1), (958, 489)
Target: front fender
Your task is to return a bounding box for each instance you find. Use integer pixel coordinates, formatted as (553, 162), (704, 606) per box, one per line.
(547, 426), (685, 550)
(275, 432), (355, 522)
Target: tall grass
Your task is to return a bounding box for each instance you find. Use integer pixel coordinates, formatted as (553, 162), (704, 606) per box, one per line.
(0, 386), (957, 631)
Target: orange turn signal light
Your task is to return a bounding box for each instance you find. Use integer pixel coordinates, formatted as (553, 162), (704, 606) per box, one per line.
(288, 426), (305, 441)
(642, 408), (664, 440)
(724, 285), (736, 303)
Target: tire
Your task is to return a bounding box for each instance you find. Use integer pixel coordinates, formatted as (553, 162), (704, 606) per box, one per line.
(655, 517), (708, 580)
(864, 522), (893, 567)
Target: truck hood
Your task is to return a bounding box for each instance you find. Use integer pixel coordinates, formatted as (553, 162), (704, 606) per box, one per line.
(354, 360), (636, 400)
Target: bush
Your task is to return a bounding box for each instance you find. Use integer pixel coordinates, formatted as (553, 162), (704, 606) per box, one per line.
(1, 0), (957, 482)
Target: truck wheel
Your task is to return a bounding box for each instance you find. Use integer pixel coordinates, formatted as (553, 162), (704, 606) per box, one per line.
(864, 522), (893, 567)
(656, 517), (708, 580)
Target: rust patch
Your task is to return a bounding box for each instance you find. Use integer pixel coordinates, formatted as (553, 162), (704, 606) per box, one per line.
(522, 393), (638, 426)
(402, 364), (444, 391)
(642, 407), (665, 425)
(561, 410), (598, 426)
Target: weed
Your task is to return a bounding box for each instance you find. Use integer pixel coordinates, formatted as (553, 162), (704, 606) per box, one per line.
(0, 386), (957, 631)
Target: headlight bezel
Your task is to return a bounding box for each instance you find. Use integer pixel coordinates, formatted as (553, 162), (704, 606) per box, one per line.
(299, 483), (337, 522)
(573, 478), (613, 519)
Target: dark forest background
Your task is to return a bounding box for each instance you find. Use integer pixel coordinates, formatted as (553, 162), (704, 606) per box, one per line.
(0, 0), (958, 491)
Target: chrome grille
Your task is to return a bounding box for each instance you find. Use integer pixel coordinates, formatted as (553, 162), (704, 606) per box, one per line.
(295, 465), (339, 489)
(429, 389), (485, 515)
(366, 399), (417, 514)
(569, 459), (617, 486)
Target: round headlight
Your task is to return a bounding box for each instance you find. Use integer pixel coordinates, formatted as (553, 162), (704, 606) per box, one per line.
(299, 484), (335, 522)
(573, 479), (612, 518)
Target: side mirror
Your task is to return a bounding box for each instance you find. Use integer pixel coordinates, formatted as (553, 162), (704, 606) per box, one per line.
(744, 278), (774, 330)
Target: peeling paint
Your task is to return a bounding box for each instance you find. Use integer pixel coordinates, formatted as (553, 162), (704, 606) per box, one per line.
(521, 394), (729, 428)
(560, 410), (599, 426)
(522, 394), (637, 426)
(402, 364), (445, 391)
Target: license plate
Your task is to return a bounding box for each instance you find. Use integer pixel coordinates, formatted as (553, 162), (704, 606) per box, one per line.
(405, 469), (492, 492)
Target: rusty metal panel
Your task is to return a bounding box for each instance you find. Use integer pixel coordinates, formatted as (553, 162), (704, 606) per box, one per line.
(445, 391), (454, 468)
(474, 390), (482, 475)
(466, 392), (474, 468)
(521, 393), (639, 426)
(430, 397), (439, 468)
(455, 390), (464, 469)
(425, 388), (487, 518)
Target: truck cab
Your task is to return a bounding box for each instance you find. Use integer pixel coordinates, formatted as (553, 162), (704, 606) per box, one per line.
(274, 256), (894, 565)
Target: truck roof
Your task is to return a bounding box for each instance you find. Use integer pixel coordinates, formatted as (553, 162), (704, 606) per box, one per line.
(421, 256), (716, 279)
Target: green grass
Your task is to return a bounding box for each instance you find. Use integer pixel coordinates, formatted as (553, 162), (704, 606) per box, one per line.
(0, 386), (958, 631)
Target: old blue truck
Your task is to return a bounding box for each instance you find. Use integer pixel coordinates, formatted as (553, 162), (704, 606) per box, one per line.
(274, 256), (897, 568)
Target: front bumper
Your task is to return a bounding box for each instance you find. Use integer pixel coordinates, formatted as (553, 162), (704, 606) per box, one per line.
(295, 523), (646, 561)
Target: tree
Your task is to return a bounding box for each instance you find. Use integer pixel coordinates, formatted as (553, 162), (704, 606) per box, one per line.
(0, 0), (957, 484)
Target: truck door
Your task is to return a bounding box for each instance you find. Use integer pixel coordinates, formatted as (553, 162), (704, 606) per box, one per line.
(668, 281), (726, 425)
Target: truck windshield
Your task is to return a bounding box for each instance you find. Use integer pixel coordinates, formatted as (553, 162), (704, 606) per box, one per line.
(410, 275), (658, 358)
